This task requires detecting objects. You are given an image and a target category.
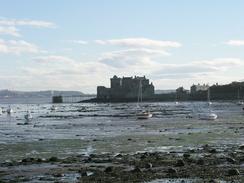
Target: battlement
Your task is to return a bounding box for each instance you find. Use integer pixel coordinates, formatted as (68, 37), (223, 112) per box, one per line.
(97, 75), (154, 100)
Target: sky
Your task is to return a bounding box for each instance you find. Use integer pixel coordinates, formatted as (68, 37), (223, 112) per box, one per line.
(0, 0), (244, 93)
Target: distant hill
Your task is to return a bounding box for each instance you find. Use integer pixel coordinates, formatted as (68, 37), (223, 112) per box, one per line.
(0, 90), (84, 98)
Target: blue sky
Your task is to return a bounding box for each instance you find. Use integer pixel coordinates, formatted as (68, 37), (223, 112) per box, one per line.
(0, 0), (244, 93)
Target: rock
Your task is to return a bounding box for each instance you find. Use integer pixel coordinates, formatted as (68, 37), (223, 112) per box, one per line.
(81, 171), (88, 177)
(89, 154), (96, 158)
(37, 158), (43, 163)
(104, 166), (113, 173)
(167, 167), (177, 174)
(115, 153), (123, 158)
(22, 157), (35, 163)
(226, 157), (236, 164)
(131, 166), (142, 173)
(196, 158), (205, 165)
(54, 173), (63, 177)
(188, 149), (195, 153)
(209, 148), (217, 153)
(227, 169), (240, 176)
(49, 156), (58, 162)
(145, 163), (153, 169)
(239, 145), (244, 150)
(203, 144), (209, 149)
(209, 179), (219, 183)
(183, 153), (191, 158)
(84, 157), (92, 163)
(175, 159), (185, 167)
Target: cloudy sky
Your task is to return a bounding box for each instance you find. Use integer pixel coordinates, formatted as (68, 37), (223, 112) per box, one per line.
(0, 0), (244, 93)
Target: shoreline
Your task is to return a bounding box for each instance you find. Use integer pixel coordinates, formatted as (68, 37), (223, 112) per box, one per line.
(0, 144), (243, 182)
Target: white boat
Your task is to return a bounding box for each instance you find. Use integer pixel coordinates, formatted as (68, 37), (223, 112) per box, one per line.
(236, 87), (244, 105)
(199, 113), (217, 120)
(50, 105), (57, 111)
(207, 88), (212, 105)
(137, 111), (153, 119)
(24, 111), (33, 122)
(0, 107), (2, 115)
(136, 79), (152, 120)
(199, 87), (218, 120)
(237, 101), (244, 105)
(6, 106), (13, 114)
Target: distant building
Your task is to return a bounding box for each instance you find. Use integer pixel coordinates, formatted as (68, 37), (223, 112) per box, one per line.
(97, 75), (154, 100)
(190, 84), (209, 94)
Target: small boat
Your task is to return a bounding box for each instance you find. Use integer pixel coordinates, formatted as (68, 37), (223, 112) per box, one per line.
(237, 101), (244, 105)
(50, 105), (57, 111)
(199, 113), (217, 120)
(199, 87), (218, 120)
(236, 87), (244, 105)
(24, 111), (33, 122)
(207, 88), (212, 105)
(137, 111), (153, 119)
(0, 107), (2, 115)
(6, 106), (13, 114)
(136, 79), (152, 120)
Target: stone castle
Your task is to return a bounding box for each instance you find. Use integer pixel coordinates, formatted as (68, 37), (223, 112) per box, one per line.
(97, 75), (154, 100)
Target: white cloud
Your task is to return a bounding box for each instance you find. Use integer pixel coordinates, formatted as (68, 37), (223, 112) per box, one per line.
(226, 40), (244, 46)
(94, 40), (106, 45)
(99, 48), (170, 68)
(68, 40), (88, 45)
(95, 38), (182, 48)
(0, 18), (56, 28)
(0, 39), (39, 54)
(1, 54), (243, 92)
(154, 58), (243, 75)
(33, 55), (75, 64)
(0, 26), (20, 37)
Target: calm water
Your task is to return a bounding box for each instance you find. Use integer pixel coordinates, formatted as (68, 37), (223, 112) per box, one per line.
(0, 100), (243, 161)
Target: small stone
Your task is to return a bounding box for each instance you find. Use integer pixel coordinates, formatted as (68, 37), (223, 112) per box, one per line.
(239, 145), (244, 150)
(145, 163), (153, 169)
(175, 159), (185, 167)
(167, 167), (177, 174)
(22, 157), (34, 163)
(37, 158), (43, 163)
(104, 166), (113, 173)
(189, 149), (195, 153)
(54, 173), (63, 177)
(131, 166), (142, 173)
(115, 153), (123, 158)
(209, 148), (217, 153)
(209, 179), (219, 183)
(196, 158), (205, 165)
(226, 157), (236, 164)
(81, 171), (88, 177)
(49, 157), (58, 162)
(227, 169), (240, 176)
(183, 153), (191, 158)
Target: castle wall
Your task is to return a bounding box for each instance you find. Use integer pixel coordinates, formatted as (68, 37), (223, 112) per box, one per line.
(97, 75), (155, 100)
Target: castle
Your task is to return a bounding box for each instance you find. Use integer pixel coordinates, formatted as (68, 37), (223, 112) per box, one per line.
(97, 75), (154, 100)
